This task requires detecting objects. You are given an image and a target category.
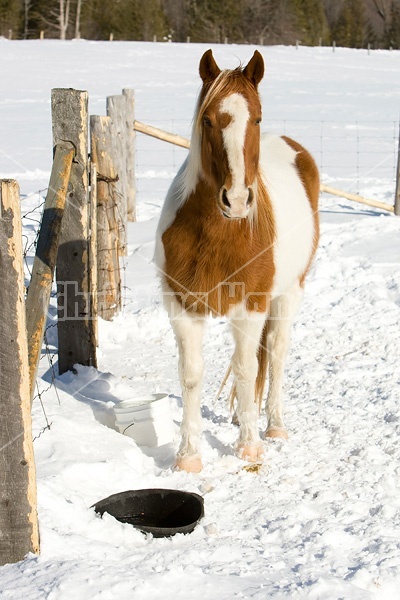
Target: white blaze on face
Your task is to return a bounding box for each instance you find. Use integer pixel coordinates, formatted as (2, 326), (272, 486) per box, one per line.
(220, 93), (250, 207)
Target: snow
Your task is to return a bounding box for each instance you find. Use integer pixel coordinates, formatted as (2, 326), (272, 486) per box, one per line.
(1, 39), (400, 599)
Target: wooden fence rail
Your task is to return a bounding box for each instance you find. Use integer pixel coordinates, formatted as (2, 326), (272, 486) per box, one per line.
(134, 120), (190, 149)
(319, 183), (394, 213)
(133, 119), (397, 214)
(25, 142), (75, 402)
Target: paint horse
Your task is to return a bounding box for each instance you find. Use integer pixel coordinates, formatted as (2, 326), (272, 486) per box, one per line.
(155, 50), (319, 472)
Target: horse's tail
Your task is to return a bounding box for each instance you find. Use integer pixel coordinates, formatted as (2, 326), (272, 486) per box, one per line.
(255, 319), (268, 411)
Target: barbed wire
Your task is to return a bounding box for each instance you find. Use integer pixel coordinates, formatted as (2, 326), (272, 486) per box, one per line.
(21, 189), (48, 279)
(112, 187), (129, 311)
(21, 188), (57, 441)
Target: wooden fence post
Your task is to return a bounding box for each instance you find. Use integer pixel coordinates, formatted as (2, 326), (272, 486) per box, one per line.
(90, 115), (121, 320)
(107, 95), (128, 254)
(0, 180), (39, 565)
(89, 162), (99, 344)
(395, 123), (400, 216)
(123, 88), (136, 222)
(25, 142), (74, 402)
(52, 88), (97, 375)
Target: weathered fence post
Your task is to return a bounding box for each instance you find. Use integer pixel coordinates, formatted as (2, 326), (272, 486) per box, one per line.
(0, 179), (40, 565)
(395, 123), (400, 216)
(89, 162), (99, 344)
(25, 142), (74, 402)
(107, 95), (128, 254)
(52, 88), (97, 375)
(90, 115), (121, 320)
(123, 88), (136, 222)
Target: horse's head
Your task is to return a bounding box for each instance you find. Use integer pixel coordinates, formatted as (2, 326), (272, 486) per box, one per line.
(196, 49), (264, 220)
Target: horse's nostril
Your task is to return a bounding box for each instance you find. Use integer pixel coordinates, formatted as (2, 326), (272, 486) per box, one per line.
(222, 189), (231, 208)
(247, 188), (254, 207)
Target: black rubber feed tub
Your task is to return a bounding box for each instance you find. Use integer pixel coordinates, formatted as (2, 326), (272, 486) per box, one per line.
(93, 489), (204, 538)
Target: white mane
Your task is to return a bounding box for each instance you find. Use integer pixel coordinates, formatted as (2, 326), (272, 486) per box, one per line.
(154, 94), (204, 270)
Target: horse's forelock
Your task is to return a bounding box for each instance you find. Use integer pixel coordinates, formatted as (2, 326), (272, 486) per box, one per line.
(182, 66), (261, 204)
(195, 68), (258, 131)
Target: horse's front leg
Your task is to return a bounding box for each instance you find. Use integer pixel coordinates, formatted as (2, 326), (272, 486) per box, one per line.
(231, 310), (266, 462)
(265, 285), (303, 439)
(167, 296), (205, 473)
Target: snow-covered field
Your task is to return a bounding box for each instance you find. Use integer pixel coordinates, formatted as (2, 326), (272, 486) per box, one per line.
(1, 39), (400, 599)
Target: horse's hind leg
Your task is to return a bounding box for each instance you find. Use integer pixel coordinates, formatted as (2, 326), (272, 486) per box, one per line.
(231, 310), (266, 461)
(166, 295), (205, 472)
(265, 284), (303, 439)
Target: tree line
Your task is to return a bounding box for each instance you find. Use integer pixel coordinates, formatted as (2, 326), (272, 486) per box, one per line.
(1, 0), (400, 49)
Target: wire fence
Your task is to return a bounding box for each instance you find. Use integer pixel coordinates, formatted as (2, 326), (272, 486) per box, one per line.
(21, 184), (130, 439)
(20, 117), (399, 429)
(21, 190), (58, 440)
(134, 118), (399, 218)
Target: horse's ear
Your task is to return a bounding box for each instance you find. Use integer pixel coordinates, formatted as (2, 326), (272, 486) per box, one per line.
(243, 50), (264, 87)
(199, 49), (221, 83)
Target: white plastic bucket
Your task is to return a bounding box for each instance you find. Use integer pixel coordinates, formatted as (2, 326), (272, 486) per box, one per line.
(113, 393), (175, 447)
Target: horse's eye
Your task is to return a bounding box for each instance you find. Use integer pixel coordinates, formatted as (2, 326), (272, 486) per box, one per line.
(203, 116), (212, 128)
(255, 118), (262, 125)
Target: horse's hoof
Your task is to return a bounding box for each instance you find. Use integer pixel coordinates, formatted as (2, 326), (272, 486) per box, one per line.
(265, 427), (288, 440)
(175, 455), (203, 473)
(238, 443), (264, 462)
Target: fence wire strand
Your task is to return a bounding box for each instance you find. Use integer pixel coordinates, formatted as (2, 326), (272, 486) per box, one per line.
(21, 189), (58, 441)
(135, 118), (399, 208)
(20, 116), (399, 440)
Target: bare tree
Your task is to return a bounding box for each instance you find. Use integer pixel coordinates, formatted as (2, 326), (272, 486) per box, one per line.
(59, 0), (70, 39)
(35, 0), (71, 39)
(371, 0), (390, 19)
(364, 0), (397, 39)
(75, 0), (82, 38)
(23, 0), (32, 39)
(323, 0), (345, 29)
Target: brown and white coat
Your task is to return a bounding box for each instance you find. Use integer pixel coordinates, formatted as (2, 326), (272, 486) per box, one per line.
(155, 50), (319, 472)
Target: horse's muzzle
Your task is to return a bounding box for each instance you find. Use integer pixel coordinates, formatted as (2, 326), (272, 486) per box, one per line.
(219, 186), (254, 219)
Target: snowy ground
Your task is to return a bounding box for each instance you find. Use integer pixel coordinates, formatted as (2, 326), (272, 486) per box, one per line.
(1, 40), (400, 599)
